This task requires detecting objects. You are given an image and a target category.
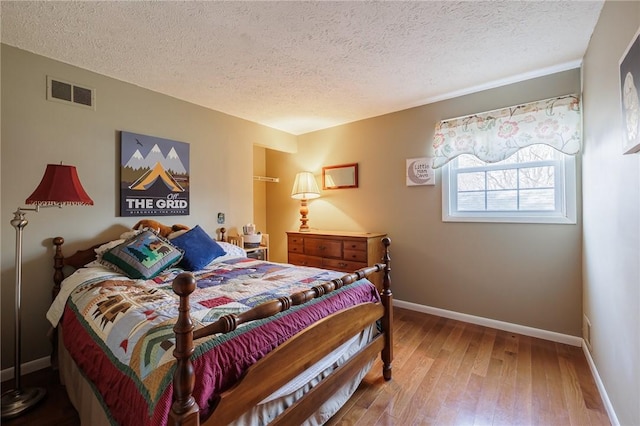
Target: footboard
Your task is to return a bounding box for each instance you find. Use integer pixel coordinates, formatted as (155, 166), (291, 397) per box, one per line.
(170, 237), (393, 426)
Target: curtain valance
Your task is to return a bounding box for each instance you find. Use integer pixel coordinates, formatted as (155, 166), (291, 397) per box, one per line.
(432, 94), (581, 169)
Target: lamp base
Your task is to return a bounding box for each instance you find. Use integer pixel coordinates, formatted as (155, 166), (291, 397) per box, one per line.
(1, 387), (46, 419)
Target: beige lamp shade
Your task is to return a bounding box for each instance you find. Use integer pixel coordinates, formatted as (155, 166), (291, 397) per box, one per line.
(291, 171), (320, 232)
(291, 171), (320, 200)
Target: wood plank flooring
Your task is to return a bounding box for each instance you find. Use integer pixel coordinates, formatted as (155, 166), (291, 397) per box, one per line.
(326, 308), (610, 426)
(1, 307), (609, 425)
(1, 367), (79, 426)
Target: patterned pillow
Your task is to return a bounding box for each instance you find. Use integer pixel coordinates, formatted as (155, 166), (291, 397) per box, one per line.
(170, 225), (226, 271)
(100, 229), (183, 279)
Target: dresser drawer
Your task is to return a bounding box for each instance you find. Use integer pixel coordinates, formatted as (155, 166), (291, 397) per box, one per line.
(288, 235), (304, 245)
(304, 238), (342, 258)
(288, 253), (323, 268)
(343, 249), (367, 262)
(343, 240), (367, 252)
(288, 242), (304, 254)
(323, 258), (367, 273)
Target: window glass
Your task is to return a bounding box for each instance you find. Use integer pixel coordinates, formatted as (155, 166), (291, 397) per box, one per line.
(442, 145), (576, 224)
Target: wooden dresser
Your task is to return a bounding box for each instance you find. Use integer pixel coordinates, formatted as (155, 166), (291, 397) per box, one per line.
(286, 230), (387, 292)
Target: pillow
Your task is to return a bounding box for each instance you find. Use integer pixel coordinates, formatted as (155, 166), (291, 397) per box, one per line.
(170, 225), (226, 271)
(95, 239), (125, 257)
(100, 230), (183, 279)
(217, 241), (247, 259)
(167, 229), (189, 240)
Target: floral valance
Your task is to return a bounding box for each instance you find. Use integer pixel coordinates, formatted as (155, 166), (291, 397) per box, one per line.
(432, 94), (581, 169)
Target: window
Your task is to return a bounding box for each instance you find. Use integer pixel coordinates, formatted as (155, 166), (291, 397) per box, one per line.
(442, 144), (576, 224)
(432, 95), (581, 224)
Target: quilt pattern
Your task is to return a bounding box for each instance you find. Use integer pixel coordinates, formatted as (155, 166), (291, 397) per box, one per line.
(63, 257), (379, 425)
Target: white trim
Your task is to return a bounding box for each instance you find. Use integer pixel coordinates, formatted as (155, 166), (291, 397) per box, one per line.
(0, 356), (51, 383)
(410, 60), (582, 108)
(394, 299), (582, 346)
(582, 345), (620, 426)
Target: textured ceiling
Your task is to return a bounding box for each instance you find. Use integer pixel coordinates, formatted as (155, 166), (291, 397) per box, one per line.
(1, 1), (603, 135)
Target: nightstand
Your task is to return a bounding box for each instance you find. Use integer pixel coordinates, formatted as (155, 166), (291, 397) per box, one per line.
(228, 234), (270, 261)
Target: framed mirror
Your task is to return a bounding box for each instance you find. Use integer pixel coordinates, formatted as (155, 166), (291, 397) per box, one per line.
(322, 163), (358, 189)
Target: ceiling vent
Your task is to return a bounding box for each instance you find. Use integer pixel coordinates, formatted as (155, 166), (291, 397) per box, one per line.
(47, 76), (95, 110)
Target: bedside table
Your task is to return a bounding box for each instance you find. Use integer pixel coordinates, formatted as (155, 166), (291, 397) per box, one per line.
(228, 234), (269, 261)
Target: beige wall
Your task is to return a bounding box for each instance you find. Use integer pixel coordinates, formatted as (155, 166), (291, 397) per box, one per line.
(266, 69), (583, 337)
(582, 2), (640, 425)
(0, 45), (295, 368)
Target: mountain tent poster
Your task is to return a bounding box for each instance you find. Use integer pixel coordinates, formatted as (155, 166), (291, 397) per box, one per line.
(120, 131), (190, 217)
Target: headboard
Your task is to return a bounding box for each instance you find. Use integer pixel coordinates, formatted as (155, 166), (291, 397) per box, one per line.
(52, 237), (102, 299)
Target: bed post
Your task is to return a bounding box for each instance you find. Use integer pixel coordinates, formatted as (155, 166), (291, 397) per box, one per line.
(380, 236), (393, 381)
(53, 237), (65, 300)
(170, 273), (200, 426)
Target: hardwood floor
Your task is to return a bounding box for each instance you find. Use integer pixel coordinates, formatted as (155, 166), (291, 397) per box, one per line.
(327, 308), (610, 426)
(1, 307), (609, 425)
(1, 367), (79, 426)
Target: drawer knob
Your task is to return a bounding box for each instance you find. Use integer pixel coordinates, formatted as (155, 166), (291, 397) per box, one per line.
(339, 262), (348, 268)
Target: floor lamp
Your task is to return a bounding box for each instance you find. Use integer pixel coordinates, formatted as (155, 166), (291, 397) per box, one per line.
(1, 164), (93, 419)
(291, 171), (320, 232)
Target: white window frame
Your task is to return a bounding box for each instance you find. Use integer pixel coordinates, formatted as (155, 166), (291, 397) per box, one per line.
(442, 150), (577, 224)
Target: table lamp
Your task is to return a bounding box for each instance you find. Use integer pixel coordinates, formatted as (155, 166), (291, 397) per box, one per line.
(290, 171), (320, 232)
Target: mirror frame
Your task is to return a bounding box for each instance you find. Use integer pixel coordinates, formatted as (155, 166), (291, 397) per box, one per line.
(322, 163), (359, 189)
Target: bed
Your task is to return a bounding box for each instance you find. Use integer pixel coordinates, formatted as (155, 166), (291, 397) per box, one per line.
(48, 226), (393, 425)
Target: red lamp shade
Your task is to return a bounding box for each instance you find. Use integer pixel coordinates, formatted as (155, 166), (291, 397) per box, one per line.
(25, 164), (94, 206)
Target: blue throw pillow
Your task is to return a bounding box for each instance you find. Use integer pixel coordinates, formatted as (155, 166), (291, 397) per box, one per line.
(170, 225), (226, 271)
(100, 230), (183, 279)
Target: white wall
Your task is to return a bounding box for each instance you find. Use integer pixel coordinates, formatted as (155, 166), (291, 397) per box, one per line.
(582, 2), (640, 425)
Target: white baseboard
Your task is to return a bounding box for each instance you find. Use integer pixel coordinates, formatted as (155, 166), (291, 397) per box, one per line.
(394, 299), (583, 346)
(582, 345), (620, 426)
(1, 356), (51, 383)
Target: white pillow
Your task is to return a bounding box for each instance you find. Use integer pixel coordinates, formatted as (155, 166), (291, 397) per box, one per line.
(95, 239), (125, 256)
(167, 229), (189, 240)
(217, 241), (247, 258)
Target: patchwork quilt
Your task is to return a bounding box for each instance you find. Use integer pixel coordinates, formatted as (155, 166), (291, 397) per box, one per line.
(58, 257), (380, 425)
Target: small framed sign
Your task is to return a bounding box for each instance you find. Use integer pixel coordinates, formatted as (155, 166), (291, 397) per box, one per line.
(406, 157), (435, 186)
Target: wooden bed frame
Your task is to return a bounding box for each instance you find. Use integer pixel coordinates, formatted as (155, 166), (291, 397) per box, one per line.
(52, 236), (393, 425)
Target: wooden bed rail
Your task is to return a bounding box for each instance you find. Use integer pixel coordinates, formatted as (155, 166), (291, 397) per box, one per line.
(170, 236), (392, 426)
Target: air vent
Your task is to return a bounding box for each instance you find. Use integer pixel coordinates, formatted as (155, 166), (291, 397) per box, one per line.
(47, 76), (95, 110)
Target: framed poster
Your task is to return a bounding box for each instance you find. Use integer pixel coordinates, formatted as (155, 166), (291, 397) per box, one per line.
(406, 157), (435, 186)
(120, 131), (190, 216)
(619, 25), (640, 154)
